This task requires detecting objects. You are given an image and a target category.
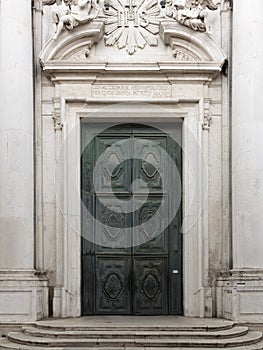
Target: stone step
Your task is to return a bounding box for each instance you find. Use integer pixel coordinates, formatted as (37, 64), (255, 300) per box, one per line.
(6, 330), (263, 348)
(0, 339), (59, 350)
(1, 338), (263, 350)
(1, 318), (262, 350)
(35, 318), (235, 332)
(22, 325), (249, 339)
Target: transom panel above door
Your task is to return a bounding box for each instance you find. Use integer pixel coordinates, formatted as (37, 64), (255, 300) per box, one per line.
(81, 123), (182, 315)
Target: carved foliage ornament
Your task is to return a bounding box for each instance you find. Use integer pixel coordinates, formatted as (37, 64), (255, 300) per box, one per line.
(42, 0), (219, 54)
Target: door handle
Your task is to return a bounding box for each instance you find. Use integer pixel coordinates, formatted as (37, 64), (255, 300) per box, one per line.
(172, 269), (179, 274)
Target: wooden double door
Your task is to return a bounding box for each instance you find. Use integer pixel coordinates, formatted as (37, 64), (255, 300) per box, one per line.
(81, 123), (182, 315)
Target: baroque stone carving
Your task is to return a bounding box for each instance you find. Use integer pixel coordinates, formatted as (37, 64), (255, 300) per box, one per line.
(52, 98), (63, 131)
(173, 49), (195, 61)
(67, 48), (90, 61)
(166, 0), (218, 32)
(202, 99), (212, 130)
(202, 114), (212, 130)
(43, 0), (100, 39)
(42, 0), (220, 54)
(103, 0), (160, 54)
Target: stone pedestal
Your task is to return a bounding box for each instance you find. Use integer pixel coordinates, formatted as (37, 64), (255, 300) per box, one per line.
(0, 271), (48, 322)
(0, 0), (48, 322)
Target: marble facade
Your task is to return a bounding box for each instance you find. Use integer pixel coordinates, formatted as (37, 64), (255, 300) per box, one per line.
(0, 0), (262, 323)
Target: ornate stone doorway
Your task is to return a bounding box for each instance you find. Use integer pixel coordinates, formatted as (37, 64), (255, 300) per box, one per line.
(38, 4), (226, 317)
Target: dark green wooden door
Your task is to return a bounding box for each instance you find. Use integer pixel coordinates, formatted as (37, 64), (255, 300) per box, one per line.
(81, 123), (182, 315)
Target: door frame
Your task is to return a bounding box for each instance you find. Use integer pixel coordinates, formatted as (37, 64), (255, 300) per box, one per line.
(56, 99), (210, 318)
(38, 20), (227, 319)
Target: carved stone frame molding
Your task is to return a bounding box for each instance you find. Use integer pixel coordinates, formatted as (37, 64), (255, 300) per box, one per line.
(52, 97), (214, 318)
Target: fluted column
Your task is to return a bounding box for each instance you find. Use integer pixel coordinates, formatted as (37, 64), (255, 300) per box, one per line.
(232, 0), (263, 269)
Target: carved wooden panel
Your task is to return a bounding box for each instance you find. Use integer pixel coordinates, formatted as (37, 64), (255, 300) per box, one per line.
(95, 197), (131, 253)
(95, 136), (131, 194)
(81, 123), (182, 315)
(133, 136), (167, 193)
(95, 256), (131, 314)
(133, 257), (168, 315)
(133, 196), (168, 254)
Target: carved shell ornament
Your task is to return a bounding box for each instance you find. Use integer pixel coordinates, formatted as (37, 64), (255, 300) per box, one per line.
(42, 0), (219, 54)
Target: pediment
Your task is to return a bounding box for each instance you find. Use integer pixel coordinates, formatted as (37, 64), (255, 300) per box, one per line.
(40, 20), (104, 62)
(39, 19), (226, 79)
(160, 21), (226, 63)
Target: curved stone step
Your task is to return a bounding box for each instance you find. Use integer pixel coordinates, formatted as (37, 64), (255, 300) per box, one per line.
(0, 338), (61, 350)
(7, 330), (263, 348)
(1, 338), (263, 350)
(22, 325), (249, 339)
(35, 317), (235, 332)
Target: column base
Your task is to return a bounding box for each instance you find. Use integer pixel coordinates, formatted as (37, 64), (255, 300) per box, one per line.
(217, 269), (263, 322)
(0, 270), (48, 323)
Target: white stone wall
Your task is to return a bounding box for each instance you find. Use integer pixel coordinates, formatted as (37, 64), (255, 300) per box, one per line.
(0, 0), (48, 322)
(0, 0), (34, 270)
(216, 0), (263, 323)
(0, 0), (262, 323)
(232, 0), (263, 269)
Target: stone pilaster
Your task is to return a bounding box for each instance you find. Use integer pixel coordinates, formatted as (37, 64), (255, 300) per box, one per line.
(0, 0), (48, 322)
(217, 0), (263, 323)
